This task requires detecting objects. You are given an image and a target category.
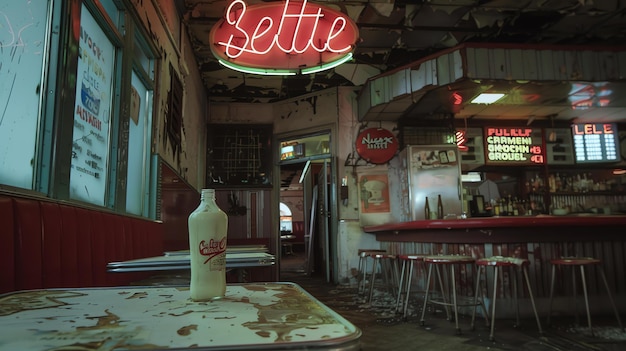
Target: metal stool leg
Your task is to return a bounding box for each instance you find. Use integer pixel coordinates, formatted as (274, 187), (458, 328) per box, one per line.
(573, 265), (580, 325)
(513, 266), (519, 327)
(395, 259), (407, 313)
(450, 264), (461, 334)
(598, 268), (624, 331)
(368, 257), (379, 304)
(579, 265), (593, 336)
(419, 263), (434, 326)
(357, 254), (367, 296)
(486, 266), (500, 340)
(434, 265), (452, 321)
(547, 264), (556, 326)
(403, 261), (415, 318)
(522, 266), (543, 335)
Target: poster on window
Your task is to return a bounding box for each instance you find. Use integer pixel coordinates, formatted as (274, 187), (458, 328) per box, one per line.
(69, 4), (114, 206)
(358, 171), (392, 226)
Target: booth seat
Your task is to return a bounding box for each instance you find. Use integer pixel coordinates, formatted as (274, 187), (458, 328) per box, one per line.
(291, 221), (306, 247)
(0, 194), (164, 293)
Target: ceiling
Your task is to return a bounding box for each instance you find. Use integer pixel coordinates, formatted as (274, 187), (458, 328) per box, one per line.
(178, 0), (626, 122)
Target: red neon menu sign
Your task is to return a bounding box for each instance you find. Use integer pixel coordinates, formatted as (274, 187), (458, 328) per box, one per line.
(209, 0), (359, 73)
(484, 127), (545, 165)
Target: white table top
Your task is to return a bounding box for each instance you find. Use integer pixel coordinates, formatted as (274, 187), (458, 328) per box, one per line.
(0, 283), (361, 350)
(107, 248), (275, 273)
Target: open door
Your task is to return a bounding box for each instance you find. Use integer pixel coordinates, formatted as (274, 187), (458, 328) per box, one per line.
(317, 159), (331, 282)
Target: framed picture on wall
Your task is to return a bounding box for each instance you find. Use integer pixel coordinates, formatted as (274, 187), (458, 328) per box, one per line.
(357, 171), (393, 226)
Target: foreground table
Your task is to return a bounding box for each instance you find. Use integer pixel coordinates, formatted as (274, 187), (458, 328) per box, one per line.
(0, 282), (361, 350)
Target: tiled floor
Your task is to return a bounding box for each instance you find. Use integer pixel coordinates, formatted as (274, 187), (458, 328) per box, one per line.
(135, 252), (625, 351)
(277, 251), (626, 351)
(282, 269), (626, 351)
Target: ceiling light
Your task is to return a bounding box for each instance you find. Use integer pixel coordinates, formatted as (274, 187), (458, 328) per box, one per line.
(471, 93), (505, 104)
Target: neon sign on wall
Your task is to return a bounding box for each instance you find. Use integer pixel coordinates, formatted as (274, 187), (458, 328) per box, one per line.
(484, 127), (545, 165)
(572, 123), (620, 163)
(209, 0), (359, 75)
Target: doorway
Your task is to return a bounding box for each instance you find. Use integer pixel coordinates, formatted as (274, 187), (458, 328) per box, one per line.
(279, 161), (310, 275)
(277, 131), (334, 281)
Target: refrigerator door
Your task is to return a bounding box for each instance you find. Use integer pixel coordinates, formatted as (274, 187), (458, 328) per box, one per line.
(406, 145), (463, 220)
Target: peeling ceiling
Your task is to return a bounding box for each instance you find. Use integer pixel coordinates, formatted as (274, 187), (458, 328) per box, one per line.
(178, 0), (626, 120)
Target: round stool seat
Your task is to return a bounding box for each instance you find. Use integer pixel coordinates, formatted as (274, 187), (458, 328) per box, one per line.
(424, 255), (475, 264)
(476, 256), (528, 267)
(358, 249), (386, 255)
(551, 257), (600, 265)
(370, 253), (396, 260)
(397, 254), (425, 261)
(358, 249), (386, 259)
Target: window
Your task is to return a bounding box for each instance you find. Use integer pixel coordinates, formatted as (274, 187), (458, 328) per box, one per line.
(166, 64), (183, 151)
(125, 32), (155, 216)
(0, 0), (159, 219)
(0, 1), (51, 189)
(280, 202), (293, 233)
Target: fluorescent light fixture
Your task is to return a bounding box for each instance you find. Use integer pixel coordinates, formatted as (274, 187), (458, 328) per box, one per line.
(461, 172), (482, 182)
(301, 53), (353, 75)
(471, 93), (505, 104)
(218, 59), (296, 76)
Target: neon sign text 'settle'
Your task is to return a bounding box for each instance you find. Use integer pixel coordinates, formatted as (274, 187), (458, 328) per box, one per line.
(209, 0), (360, 75)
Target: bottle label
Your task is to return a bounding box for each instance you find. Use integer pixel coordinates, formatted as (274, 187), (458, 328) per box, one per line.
(199, 237), (227, 265)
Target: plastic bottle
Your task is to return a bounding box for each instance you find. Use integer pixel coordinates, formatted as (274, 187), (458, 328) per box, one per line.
(188, 188), (228, 301)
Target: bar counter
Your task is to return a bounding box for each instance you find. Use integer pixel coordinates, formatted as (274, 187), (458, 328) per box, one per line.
(363, 214), (626, 317)
(363, 214), (626, 243)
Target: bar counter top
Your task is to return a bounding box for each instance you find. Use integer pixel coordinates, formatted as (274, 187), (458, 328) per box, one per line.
(363, 214), (626, 243)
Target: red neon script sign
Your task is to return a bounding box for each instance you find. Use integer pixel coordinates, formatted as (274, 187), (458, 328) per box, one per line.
(209, 0), (359, 73)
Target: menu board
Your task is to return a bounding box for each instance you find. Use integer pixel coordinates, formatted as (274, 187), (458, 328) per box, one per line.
(572, 123), (620, 163)
(484, 127), (544, 165)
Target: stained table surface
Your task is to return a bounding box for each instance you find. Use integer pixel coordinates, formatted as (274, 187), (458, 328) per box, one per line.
(0, 283), (361, 350)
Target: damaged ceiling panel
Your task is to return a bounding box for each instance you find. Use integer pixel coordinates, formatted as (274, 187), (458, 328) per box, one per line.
(179, 0), (626, 108)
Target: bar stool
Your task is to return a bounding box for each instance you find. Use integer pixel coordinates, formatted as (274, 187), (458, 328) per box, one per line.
(420, 255), (489, 334)
(471, 256), (543, 341)
(366, 252), (398, 305)
(395, 254), (425, 319)
(548, 256), (624, 336)
(356, 249), (387, 296)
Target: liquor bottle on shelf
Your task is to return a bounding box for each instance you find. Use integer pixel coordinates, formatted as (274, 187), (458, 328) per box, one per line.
(188, 188), (228, 301)
(437, 194), (444, 219)
(424, 196), (431, 220)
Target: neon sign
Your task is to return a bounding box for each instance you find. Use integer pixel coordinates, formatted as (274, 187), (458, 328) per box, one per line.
(209, 0), (359, 75)
(484, 127), (544, 164)
(572, 123), (620, 163)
